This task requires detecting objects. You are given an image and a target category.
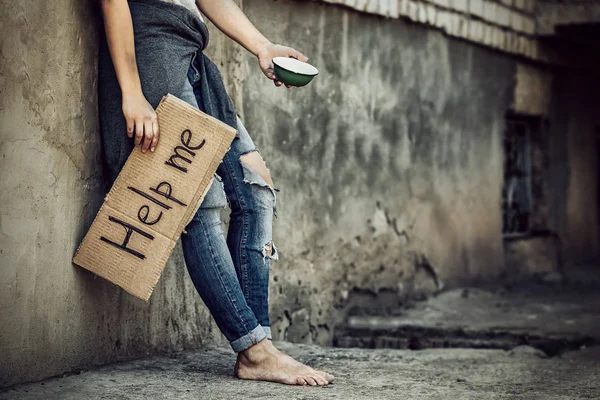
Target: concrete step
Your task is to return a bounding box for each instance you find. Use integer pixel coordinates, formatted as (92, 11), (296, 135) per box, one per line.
(333, 283), (600, 356)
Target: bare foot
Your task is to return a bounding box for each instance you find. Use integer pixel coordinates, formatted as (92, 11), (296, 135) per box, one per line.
(234, 339), (334, 386)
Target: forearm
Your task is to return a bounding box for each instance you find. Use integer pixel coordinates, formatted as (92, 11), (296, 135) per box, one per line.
(196, 0), (271, 56)
(100, 0), (159, 152)
(100, 0), (142, 96)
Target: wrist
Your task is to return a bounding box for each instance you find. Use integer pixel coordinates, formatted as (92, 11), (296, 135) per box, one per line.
(120, 79), (143, 99)
(122, 87), (143, 98)
(252, 39), (273, 58)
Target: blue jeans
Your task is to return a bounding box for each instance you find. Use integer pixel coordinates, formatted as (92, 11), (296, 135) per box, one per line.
(179, 52), (278, 352)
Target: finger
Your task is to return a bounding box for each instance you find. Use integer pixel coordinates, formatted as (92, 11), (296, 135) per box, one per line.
(274, 80), (283, 87)
(266, 70), (276, 80)
(260, 57), (274, 75)
(126, 118), (134, 138)
(292, 49), (308, 62)
(151, 119), (159, 152)
(142, 120), (153, 153)
(135, 121), (143, 147)
(285, 84), (292, 89)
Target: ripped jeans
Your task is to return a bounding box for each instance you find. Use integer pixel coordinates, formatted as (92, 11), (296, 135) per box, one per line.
(179, 54), (278, 352)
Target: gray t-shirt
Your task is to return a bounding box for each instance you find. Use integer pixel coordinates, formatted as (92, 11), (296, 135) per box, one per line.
(160, 0), (204, 22)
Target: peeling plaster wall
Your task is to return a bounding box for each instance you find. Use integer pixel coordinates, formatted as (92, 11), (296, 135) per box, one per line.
(240, 0), (512, 344)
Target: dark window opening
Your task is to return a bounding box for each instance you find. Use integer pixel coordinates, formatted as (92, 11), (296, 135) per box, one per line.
(502, 117), (534, 236)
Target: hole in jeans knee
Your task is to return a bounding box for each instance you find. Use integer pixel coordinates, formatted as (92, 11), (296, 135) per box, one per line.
(239, 151), (278, 213)
(240, 151), (275, 190)
(262, 241), (279, 262)
(264, 242), (272, 257)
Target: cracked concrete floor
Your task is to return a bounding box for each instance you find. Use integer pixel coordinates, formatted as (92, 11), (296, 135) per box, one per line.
(1, 341), (598, 400)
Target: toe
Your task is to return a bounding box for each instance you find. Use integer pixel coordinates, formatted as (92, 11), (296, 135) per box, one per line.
(315, 370), (334, 382)
(311, 374), (328, 386)
(296, 377), (308, 386)
(305, 376), (318, 386)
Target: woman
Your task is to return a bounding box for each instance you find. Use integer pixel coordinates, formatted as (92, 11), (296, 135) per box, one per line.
(99, 0), (334, 387)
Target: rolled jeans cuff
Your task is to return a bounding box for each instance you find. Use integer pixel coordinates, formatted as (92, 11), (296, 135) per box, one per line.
(263, 326), (272, 340)
(230, 324), (268, 352)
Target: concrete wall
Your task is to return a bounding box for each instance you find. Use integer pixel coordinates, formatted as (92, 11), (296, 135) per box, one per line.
(1, 0), (597, 389)
(0, 0), (230, 388)
(240, 0), (512, 342)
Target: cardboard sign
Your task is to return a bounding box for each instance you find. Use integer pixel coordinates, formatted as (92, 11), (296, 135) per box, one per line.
(73, 94), (237, 301)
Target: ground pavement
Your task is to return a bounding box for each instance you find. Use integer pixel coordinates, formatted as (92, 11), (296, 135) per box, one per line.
(2, 271), (599, 399)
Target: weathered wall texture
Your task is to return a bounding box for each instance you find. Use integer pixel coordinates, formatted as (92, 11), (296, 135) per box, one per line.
(0, 0), (230, 388)
(1, 0), (598, 389)
(240, 0), (512, 344)
(512, 62), (553, 116)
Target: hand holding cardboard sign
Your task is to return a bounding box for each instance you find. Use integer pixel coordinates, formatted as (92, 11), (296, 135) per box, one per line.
(122, 91), (160, 153)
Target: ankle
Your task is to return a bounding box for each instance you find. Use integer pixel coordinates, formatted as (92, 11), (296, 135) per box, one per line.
(239, 338), (272, 363)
